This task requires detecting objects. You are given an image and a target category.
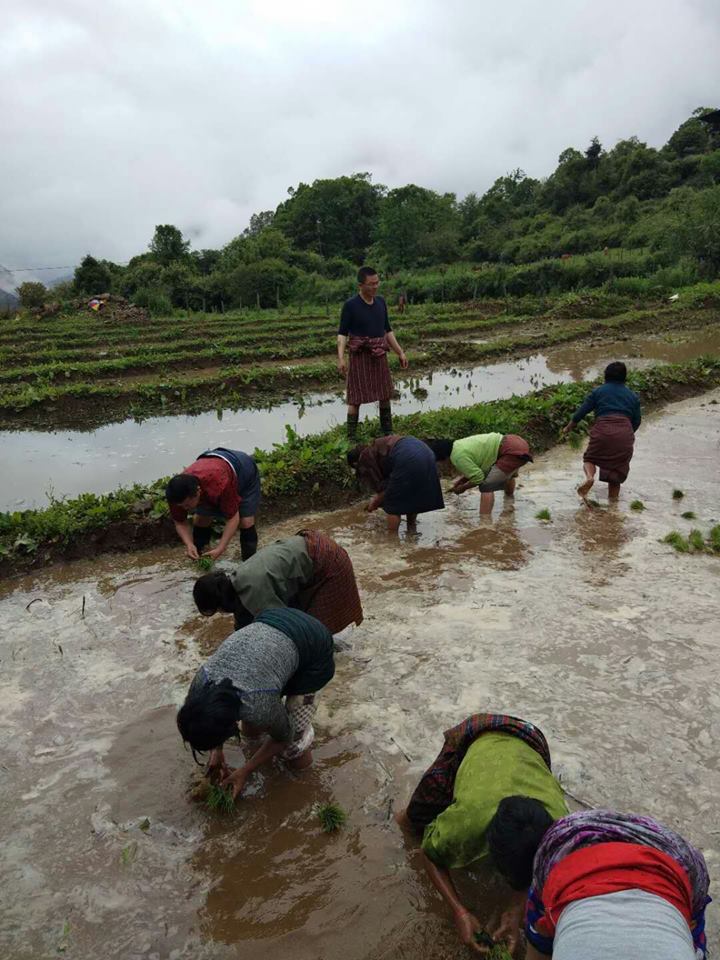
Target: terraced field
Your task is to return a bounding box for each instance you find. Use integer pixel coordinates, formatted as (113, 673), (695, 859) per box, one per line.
(1, 290), (718, 428)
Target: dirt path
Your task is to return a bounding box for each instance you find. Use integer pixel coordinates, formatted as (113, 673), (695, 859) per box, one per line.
(0, 391), (718, 959)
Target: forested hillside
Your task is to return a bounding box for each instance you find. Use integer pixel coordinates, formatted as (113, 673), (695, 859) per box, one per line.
(18, 107), (720, 312)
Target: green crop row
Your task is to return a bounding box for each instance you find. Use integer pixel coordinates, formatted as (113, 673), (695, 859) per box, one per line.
(2, 355), (718, 574)
(0, 302), (715, 424)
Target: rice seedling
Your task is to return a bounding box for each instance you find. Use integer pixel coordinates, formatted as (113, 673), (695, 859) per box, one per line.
(567, 430), (584, 450)
(662, 531), (690, 552)
(688, 529), (706, 551)
(535, 508), (551, 521)
(672, 489), (685, 500)
(681, 511), (696, 520)
(120, 841), (138, 865)
(708, 525), (720, 553)
(473, 931), (513, 959)
(314, 802), (347, 833)
(197, 556), (214, 571)
(205, 783), (236, 815)
(630, 499), (645, 511)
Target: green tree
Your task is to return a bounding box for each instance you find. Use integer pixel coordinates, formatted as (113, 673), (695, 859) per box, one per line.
(16, 281), (47, 309)
(149, 224), (190, 265)
(243, 210), (275, 237)
(273, 173), (384, 262)
(73, 254), (114, 295)
(373, 185), (460, 269)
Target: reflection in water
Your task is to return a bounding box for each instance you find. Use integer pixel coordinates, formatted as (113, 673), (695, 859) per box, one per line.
(4, 324), (718, 510)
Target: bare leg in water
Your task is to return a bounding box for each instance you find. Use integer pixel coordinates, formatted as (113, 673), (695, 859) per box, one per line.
(608, 481), (621, 500)
(577, 461), (596, 497)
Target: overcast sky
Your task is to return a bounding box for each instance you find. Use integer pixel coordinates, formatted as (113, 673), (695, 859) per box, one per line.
(2, 0), (719, 277)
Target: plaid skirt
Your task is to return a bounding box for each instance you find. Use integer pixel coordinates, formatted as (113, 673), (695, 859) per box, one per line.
(347, 349), (394, 405)
(584, 414), (635, 485)
(296, 530), (364, 635)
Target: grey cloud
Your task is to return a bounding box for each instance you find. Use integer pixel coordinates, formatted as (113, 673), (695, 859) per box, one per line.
(1, 0), (719, 274)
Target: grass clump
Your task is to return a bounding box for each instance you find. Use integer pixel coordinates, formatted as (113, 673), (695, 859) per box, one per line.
(672, 488), (685, 500)
(535, 508), (551, 521)
(630, 499), (645, 511)
(708, 525), (720, 553)
(663, 531), (690, 552)
(681, 511), (696, 520)
(314, 802), (347, 833)
(205, 783), (236, 815)
(688, 528), (706, 551)
(196, 556), (214, 571)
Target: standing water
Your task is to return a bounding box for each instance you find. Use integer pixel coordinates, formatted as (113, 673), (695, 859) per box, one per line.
(0, 389), (718, 958)
(2, 324), (720, 510)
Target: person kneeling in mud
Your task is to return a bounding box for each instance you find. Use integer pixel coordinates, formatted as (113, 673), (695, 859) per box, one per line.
(427, 434), (533, 516)
(177, 608), (334, 799)
(395, 713), (567, 955)
(193, 529), (363, 635)
(347, 434), (444, 533)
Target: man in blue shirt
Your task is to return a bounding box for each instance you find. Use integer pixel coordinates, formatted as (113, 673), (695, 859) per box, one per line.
(337, 267), (408, 441)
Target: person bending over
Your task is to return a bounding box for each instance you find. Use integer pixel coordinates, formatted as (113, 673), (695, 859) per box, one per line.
(347, 435), (444, 533)
(165, 447), (260, 561)
(427, 434), (533, 516)
(177, 608), (334, 799)
(193, 529), (363, 635)
(396, 713), (567, 954)
(562, 361), (641, 501)
(525, 809), (710, 960)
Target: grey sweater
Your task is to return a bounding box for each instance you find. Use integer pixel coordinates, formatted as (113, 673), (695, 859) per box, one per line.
(191, 622), (300, 742)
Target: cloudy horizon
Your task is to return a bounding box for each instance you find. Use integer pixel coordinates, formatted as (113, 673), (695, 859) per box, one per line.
(2, 0), (719, 280)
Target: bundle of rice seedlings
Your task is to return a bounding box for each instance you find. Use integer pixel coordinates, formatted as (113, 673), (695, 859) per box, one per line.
(314, 802), (347, 833)
(535, 508), (551, 521)
(197, 556), (214, 571)
(688, 529), (706, 551)
(681, 511), (696, 520)
(662, 531), (690, 553)
(630, 500), (645, 511)
(205, 783), (236, 815)
(672, 489), (685, 500)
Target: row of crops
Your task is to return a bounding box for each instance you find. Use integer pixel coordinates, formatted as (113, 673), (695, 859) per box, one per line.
(1, 287), (718, 429)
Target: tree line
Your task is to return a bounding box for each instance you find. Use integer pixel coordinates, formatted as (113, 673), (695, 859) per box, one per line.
(17, 107), (720, 312)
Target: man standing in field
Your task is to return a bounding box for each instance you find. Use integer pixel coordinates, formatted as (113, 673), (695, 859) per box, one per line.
(337, 267), (409, 441)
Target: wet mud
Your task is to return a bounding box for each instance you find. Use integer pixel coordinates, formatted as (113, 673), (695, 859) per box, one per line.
(0, 390), (718, 959)
(3, 323), (719, 511)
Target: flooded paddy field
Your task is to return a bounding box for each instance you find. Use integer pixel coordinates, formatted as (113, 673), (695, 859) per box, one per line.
(3, 322), (719, 511)
(1, 389), (718, 959)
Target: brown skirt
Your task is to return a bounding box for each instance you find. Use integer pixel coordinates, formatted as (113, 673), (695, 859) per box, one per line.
(346, 349), (394, 405)
(296, 530), (364, 635)
(584, 414), (635, 484)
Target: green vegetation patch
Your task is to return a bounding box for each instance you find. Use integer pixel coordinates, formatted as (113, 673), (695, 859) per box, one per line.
(535, 508), (552, 521)
(196, 556), (214, 571)
(662, 525), (720, 555)
(630, 499), (645, 511)
(672, 488), (685, 499)
(205, 784), (236, 815)
(314, 802), (347, 833)
(681, 510), (697, 519)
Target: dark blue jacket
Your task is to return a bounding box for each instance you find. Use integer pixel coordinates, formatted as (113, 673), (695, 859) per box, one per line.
(572, 381), (642, 431)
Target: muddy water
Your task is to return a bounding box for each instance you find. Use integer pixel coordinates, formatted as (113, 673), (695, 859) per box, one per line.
(1, 389), (718, 959)
(3, 324), (719, 511)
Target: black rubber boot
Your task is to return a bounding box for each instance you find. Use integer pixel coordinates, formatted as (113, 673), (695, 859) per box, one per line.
(379, 403), (393, 436)
(346, 413), (359, 443)
(240, 524), (258, 560)
(192, 524), (213, 552)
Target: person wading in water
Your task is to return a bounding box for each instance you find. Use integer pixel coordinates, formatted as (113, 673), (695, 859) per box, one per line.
(337, 267), (409, 441)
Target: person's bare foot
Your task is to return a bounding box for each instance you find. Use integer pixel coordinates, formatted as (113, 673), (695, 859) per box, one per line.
(577, 478), (594, 498)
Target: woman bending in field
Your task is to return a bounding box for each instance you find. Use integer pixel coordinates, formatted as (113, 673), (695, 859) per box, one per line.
(177, 608), (334, 800)
(562, 361), (641, 500)
(347, 435), (444, 532)
(396, 712), (568, 955)
(426, 433), (534, 515)
(193, 529), (363, 635)
(524, 809), (710, 960)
